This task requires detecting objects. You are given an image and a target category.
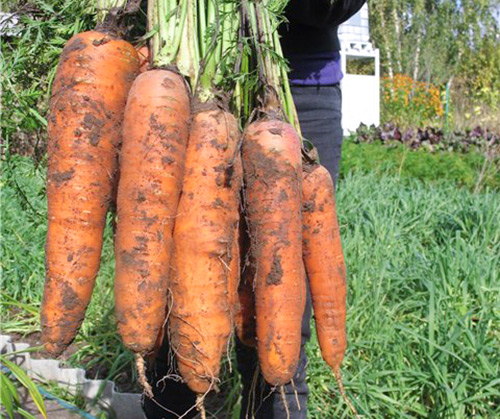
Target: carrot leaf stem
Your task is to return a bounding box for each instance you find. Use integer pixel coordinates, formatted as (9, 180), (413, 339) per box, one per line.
(150, 0), (188, 69)
(245, 0), (302, 137)
(198, 0), (218, 102)
(176, 0), (199, 84)
(96, 0), (128, 23)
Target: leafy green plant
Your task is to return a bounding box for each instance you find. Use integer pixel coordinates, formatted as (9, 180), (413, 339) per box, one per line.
(1, 0), (96, 157)
(340, 140), (499, 191)
(1, 353), (47, 419)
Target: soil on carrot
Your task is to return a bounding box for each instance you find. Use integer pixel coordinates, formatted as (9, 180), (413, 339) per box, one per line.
(243, 136), (299, 290)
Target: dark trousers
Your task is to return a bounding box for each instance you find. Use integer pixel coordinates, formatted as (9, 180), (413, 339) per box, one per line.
(291, 85), (343, 183)
(142, 84), (343, 419)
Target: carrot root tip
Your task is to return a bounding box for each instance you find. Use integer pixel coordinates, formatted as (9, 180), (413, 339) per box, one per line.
(135, 353), (153, 398)
(44, 341), (66, 358)
(196, 394), (207, 419)
(334, 369), (360, 418)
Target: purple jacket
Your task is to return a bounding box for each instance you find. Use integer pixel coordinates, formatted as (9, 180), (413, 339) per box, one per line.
(279, 0), (366, 86)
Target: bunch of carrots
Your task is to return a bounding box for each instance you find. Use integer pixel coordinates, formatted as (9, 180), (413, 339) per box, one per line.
(41, 0), (352, 414)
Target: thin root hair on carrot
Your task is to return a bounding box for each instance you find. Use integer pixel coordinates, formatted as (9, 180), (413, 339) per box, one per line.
(290, 378), (301, 411)
(280, 385), (291, 419)
(335, 369), (360, 418)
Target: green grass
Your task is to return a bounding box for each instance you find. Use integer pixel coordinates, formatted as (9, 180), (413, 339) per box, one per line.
(2, 155), (499, 417)
(1, 0), (96, 143)
(340, 140), (500, 191)
(309, 171), (500, 418)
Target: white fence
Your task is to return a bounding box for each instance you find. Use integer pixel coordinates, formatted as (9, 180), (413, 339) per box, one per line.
(339, 4), (380, 135)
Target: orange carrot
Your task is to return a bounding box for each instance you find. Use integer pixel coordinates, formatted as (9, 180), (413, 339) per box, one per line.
(302, 164), (347, 375)
(41, 31), (139, 356)
(169, 109), (242, 394)
(242, 119), (306, 386)
(114, 69), (190, 362)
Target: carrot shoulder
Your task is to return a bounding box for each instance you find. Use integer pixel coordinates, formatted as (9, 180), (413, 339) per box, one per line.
(114, 69), (190, 355)
(242, 119), (306, 386)
(42, 31), (139, 356)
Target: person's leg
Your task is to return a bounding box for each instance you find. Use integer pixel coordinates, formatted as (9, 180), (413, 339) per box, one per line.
(142, 335), (198, 419)
(291, 84), (343, 184)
